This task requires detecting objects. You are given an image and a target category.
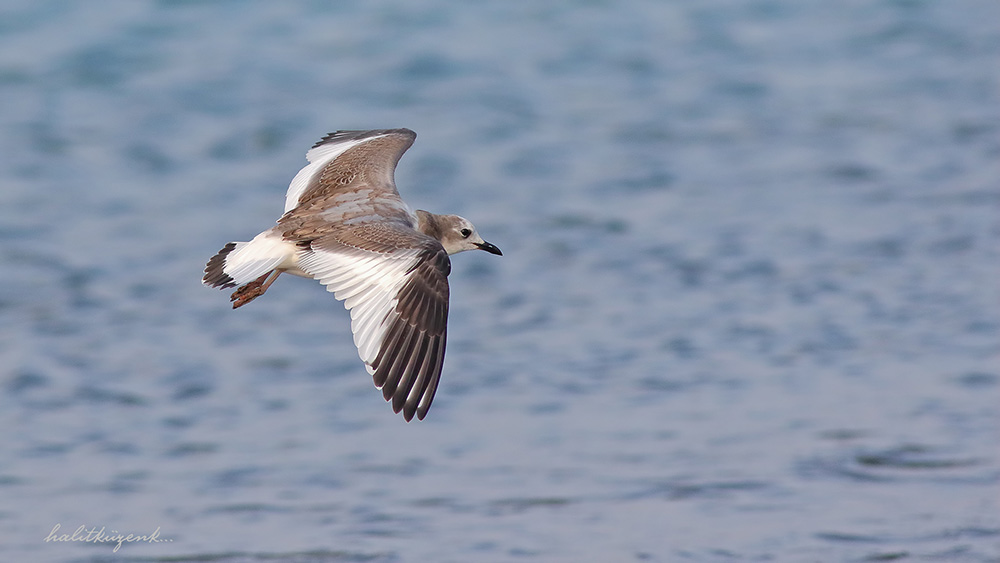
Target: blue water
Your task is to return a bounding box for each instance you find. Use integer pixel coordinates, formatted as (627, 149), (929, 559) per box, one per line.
(1, 1), (998, 561)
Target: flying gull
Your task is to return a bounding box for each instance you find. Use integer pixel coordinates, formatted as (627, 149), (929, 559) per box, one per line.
(203, 128), (502, 421)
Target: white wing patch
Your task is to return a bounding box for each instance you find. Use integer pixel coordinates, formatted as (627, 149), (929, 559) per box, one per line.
(283, 134), (389, 213)
(295, 246), (421, 372)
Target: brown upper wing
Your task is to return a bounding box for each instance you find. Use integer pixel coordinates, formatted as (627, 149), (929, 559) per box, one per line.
(291, 129), (417, 213)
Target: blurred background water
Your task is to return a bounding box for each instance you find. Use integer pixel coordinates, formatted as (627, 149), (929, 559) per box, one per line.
(1, 0), (998, 561)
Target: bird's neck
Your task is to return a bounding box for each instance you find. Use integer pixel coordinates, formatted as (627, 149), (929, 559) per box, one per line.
(414, 209), (443, 241)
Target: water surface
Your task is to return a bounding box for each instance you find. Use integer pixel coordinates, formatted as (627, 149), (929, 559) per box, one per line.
(1, 1), (998, 561)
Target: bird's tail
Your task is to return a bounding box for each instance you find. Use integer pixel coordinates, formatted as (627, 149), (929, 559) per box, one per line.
(202, 230), (290, 290)
(203, 242), (240, 288)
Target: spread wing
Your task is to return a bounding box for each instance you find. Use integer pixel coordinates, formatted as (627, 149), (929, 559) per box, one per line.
(292, 221), (451, 422)
(283, 128), (417, 215)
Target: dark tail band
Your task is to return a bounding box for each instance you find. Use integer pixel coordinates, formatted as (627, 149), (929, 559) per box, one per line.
(203, 242), (238, 288)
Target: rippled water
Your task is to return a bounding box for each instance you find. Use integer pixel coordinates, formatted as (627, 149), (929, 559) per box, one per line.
(1, 1), (998, 562)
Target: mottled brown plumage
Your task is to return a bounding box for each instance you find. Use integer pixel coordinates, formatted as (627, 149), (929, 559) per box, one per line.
(203, 128), (500, 421)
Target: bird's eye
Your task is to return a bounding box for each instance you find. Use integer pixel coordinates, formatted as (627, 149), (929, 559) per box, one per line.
(460, 228), (472, 238)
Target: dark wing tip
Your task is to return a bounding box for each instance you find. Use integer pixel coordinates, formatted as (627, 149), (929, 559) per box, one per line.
(311, 128), (416, 149)
(371, 319), (447, 423)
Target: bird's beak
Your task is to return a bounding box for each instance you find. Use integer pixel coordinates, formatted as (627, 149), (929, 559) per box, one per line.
(475, 241), (503, 256)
